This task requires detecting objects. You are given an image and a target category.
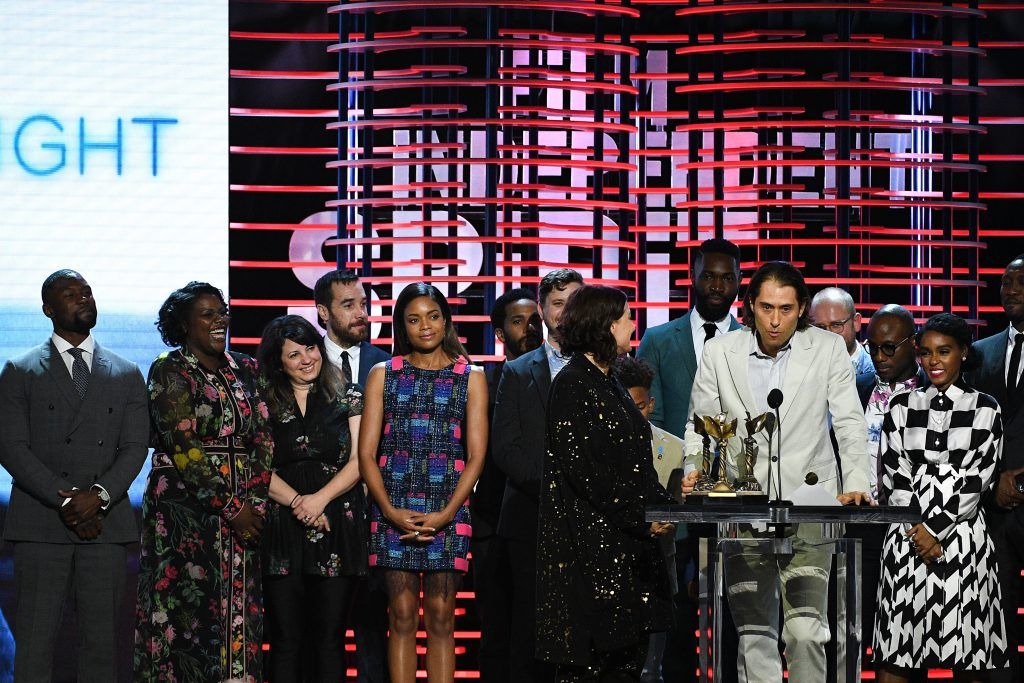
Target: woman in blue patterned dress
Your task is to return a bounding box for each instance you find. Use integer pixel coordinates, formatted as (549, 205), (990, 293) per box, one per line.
(359, 282), (488, 683)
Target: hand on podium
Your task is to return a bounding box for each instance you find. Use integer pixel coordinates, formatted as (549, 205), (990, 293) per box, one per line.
(837, 491), (872, 506)
(680, 470), (699, 497)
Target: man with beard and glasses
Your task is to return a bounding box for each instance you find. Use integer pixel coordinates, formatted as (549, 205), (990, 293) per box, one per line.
(848, 305), (924, 662)
(472, 287), (543, 682)
(638, 238), (743, 438)
(973, 254), (1024, 682)
(492, 268), (583, 682)
(313, 269), (391, 683)
(0, 269), (148, 682)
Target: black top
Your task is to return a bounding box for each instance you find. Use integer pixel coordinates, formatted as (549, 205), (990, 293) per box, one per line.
(492, 345), (552, 541)
(263, 383), (369, 577)
(469, 361), (507, 539)
(536, 354), (674, 666)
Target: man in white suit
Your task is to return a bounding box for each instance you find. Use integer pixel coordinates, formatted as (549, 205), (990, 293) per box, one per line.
(682, 261), (869, 683)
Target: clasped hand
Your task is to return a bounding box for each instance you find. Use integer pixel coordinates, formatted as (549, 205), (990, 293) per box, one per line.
(387, 507), (451, 542)
(58, 489), (103, 540)
(906, 523), (943, 564)
(292, 493), (331, 532)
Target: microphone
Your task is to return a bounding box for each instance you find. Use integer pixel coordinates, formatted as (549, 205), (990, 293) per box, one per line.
(767, 390), (784, 501)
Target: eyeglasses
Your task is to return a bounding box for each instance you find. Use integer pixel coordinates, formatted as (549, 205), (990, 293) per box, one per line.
(813, 315), (853, 334)
(865, 335), (913, 358)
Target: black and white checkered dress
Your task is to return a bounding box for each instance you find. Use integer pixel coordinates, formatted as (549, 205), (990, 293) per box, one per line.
(873, 381), (1008, 671)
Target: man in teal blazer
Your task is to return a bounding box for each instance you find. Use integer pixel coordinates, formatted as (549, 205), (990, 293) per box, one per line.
(638, 238), (743, 437)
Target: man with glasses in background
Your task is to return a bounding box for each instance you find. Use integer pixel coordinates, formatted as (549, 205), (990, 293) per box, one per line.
(810, 287), (874, 376)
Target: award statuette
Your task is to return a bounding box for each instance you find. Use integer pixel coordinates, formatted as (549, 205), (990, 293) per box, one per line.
(732, 411), (776, 493)
(704, 412), (738, 496)
(691, 414), (715, 494)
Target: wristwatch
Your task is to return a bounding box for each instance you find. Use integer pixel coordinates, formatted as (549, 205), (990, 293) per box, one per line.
(91, 485), (111, 509)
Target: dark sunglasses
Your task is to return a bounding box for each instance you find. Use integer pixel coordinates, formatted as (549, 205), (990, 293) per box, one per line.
(865, 335), (913, 359)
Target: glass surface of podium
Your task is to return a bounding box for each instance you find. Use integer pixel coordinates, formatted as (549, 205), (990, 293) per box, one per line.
(647, 502), (919, 682)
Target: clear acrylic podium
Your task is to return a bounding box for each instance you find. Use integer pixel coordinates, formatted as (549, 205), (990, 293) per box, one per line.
(647, 502), (919, 682)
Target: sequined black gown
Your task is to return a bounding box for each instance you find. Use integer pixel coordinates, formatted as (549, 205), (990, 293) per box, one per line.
(536, 354), (674, 671)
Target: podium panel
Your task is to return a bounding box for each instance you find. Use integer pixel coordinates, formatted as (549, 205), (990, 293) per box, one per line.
(647, 503), (918, 682)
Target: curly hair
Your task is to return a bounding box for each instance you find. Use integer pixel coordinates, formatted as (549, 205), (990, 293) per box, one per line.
(611, 355), (655, 391)
(256, 315), (344, 417)
(741, 261), (811, 331)
(156, 282), (226, 348)
(917, 312), (980, 372)
(556, 285), (628, 366)
(538, 268), (584, 306)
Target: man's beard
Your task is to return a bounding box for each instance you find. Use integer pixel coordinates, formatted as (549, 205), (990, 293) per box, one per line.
(516, 332), (543, 355)
(330, 320), (369, 346)
(694, 294), (731, 322)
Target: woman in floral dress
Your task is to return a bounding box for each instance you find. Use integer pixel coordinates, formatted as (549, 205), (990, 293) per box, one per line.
(256, 315), (368, 682)
(134, 282), (273, 683)
(359, 282), (488, 683)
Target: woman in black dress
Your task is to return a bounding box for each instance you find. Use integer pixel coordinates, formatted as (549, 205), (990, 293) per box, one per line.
(256, 315), (369, 682)
(536, 285), (676, 681)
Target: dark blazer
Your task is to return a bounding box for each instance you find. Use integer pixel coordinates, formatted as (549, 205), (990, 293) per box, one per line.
(974, 328), (1024, 470)
(492, 345), (550, 541)
(637, 311), (742, 436)
(0, 339), (149, 544)
(536, 354), (673, 666)
(357, 341), (392, 387)
(469, 361), (506, 539)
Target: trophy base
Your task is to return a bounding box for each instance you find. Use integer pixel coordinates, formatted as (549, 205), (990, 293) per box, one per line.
(707, 490), (738, 498)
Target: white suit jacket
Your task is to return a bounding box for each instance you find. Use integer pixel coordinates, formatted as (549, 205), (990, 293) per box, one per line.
(683, 326), (869, 498)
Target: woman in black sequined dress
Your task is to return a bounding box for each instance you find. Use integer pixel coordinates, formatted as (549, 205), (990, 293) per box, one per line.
(536, 285), (676, 681)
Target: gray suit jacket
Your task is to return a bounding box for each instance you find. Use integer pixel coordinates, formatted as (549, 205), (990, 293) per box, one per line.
(637, 310), (742, 436)
(0, 339), (149, 544)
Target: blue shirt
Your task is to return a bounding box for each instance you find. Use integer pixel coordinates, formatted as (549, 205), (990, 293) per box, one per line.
(545, 341), (570, 379)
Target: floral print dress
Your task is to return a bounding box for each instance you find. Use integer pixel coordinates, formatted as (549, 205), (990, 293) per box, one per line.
(262, 383), (369, 577)
(134, 348), (273, 683)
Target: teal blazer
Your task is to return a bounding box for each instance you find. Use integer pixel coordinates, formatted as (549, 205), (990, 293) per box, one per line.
(637, 311), (742, 437)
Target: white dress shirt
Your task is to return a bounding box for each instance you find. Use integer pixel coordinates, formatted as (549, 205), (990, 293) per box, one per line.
(324, 335), (361, 382)
(747, 331), (792, 415)
(690, 309), (732, 368)
(51, 332), (95, 374)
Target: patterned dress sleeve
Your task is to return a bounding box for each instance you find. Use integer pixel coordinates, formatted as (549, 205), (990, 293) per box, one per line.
(147, 354), (246, 520)
(918, 400), (1003, 542)
(346, 383), (364, 416)
(237, 356), (274, 515)
(879, 398), (914, 506)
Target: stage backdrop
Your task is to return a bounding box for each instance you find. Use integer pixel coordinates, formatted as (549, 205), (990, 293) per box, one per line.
(0, 2), (227, 678)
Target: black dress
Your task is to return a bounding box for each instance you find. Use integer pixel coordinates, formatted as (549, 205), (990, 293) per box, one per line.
(263, 383), (369, 578)
(536, 354), (674, 669)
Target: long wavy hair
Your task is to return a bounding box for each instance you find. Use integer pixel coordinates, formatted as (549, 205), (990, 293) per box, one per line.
(392, 283), (470, 362)
(256, 315), (344, 417)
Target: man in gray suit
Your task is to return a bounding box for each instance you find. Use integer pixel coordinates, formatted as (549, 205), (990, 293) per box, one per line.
(0, 269), (148, 682)
(638, 238), (743, 437)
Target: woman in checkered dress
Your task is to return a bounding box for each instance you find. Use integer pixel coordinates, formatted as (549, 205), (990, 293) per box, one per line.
(874, 313), (1009, 681)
